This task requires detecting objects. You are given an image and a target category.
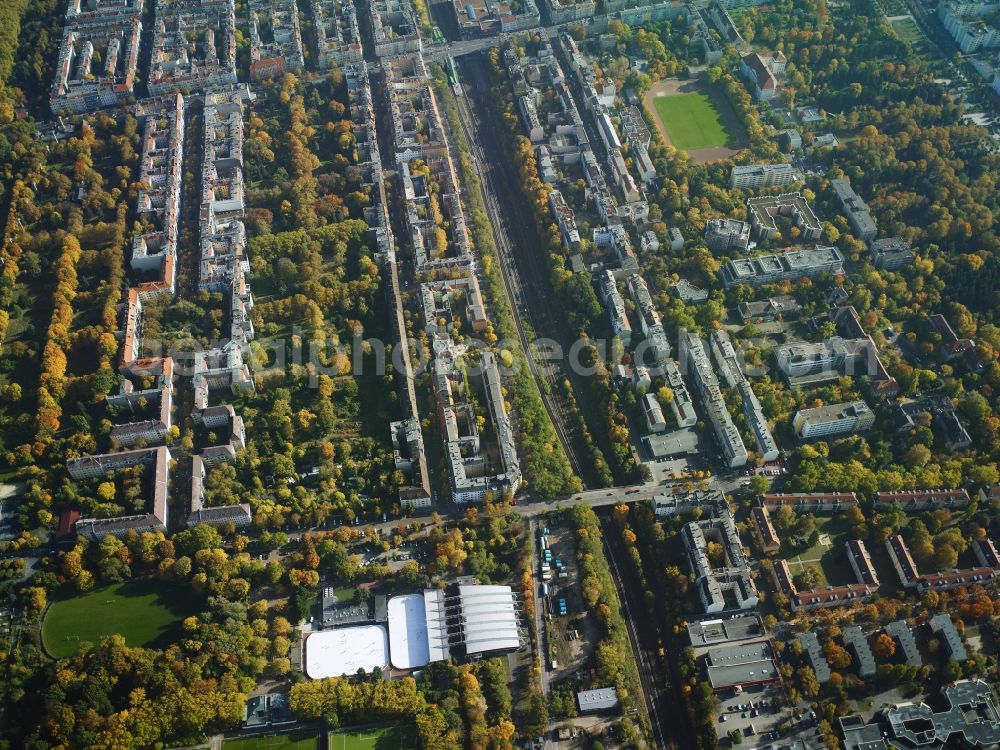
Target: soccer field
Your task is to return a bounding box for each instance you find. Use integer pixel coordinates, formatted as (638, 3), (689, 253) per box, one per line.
(653, 92), (733, 151)
(42, 580), (196, 659)
(328, 724), (417, 750)
(224, 731), (319, 750)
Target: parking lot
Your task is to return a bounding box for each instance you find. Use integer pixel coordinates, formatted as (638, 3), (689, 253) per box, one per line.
(716, 683), (789, 746)
(644, 456), (697, 483)
(540, 520), (598, 682)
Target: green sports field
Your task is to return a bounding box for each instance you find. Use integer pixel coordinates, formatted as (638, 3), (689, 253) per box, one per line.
(42, 580), (197, 659)
(653, 92), (734, 151)
(224, 731), (320, 750)
(328, 724), (417, 750)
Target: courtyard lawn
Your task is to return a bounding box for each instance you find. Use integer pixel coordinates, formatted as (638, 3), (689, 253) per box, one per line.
(782, 516), (855, 588)
(224, 731), (320, 750)
(653, 92), (733, 151)
(328, 724), (417, 750)
(42, 579), (197, 659)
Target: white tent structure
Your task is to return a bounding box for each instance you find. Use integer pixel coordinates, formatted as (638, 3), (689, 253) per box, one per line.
(454, 584), (522, 656)
(423, 588), (451, 663)
(387, 594), (430, 669)
(305, 625), (388, 678)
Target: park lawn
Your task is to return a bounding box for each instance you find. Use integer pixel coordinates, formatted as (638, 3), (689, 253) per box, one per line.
(653, 92), (732, 151)
(328, 724), (417, 750)
(889, 17), (938, 60)
(224, 731), (320, 750)
(42, 580), (197, 659)
(783, 515), (854, 588)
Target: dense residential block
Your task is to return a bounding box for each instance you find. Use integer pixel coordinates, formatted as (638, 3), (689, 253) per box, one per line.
(248, 0), (305, 81)
(682, 506), (758, 613)
(51, 0), (144, 114)
(311, 0), (363, 69)
(369, 0), (422, 57)
(149, 0), (238, 95)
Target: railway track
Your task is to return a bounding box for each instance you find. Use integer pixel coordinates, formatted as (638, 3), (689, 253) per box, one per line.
(603, 521), (674, 750)
(449, 64), (588, 485)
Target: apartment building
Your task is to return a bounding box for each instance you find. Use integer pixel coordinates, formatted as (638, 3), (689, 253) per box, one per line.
(939, 1), (1000, 52)
(598, 271), (632, 348)
(885, 620), (922, 667)
(752, 506), (780, 553)
(62, 91), (194, 540)
(544, 0), (597, 24)
(384, 49), (519, 505)
(709, 329), (778, 461)
(672, 278), (709, 303)
(662, 358), (698, 428)
(798, 632), (831, 683)
(746, 192), (822, 242)
(189, 405), (252, 529)
(887, 533), (1000, 592)
(875, 488), (970, 510)
(132, 94), (185, 284)
(684, 333), (748, 467)
(720, 246), (844, 287)
(773, 557), (875, 613)
(365, 57), (425, 508)
(705, 218), (751, 253)
(792, 400), (874, 440)
(683, 507), (758, 613)
(626, 274), (662, 337)
(830, 178), (877, 241)
(760, 492), (858, 511)
(148, 0), (238, 95)
(929, 613), (968, 662)
(51, 0), (143, 114)
(847, 539), (880, 588)
(312, 0), (363, 68)
(517, 95), (544, 143)
(452, 0), (539, 37)
(869, 237), (915, 270)
(248, 0), (305, 80)
(108, 354), (174, 448)
(548, 190), (580, 248)
(386, 56), (474, 273)
(188, 89), (258, 529)
(730, 163), (800, 190)
(654, 489), (725, 518)
(774, 337), (883, 386)
(842, 626), (876, 677)
(435, 348), (522, 505)
(842, 681), (1000, 750)
(70, 446), (172, 540)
